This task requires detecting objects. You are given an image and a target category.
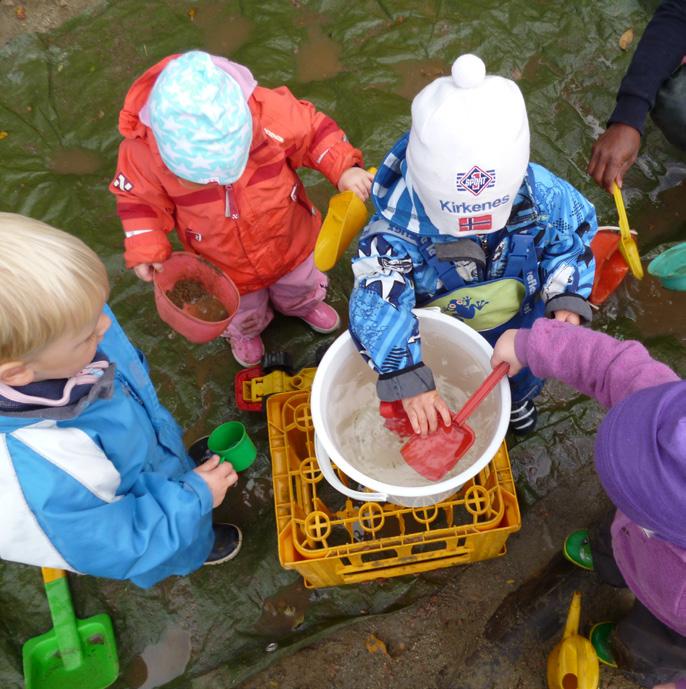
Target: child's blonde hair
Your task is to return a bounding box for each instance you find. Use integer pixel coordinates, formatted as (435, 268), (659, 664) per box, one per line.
(0, 213), (110, 362)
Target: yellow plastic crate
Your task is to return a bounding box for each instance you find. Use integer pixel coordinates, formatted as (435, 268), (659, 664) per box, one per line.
(267, 390), (521, 588)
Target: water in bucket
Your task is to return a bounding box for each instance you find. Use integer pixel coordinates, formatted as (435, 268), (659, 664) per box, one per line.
(334, 337), (501, 487)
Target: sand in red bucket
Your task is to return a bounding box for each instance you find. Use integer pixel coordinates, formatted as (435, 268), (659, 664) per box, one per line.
(153, 252), (240, 343)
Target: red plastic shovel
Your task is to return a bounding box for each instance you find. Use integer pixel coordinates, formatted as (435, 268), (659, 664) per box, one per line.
(399, 362), (510, 481)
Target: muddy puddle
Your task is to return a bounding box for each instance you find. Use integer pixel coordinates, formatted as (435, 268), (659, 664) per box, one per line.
(190, 3), (253, 56)
(255, 582), (311, 638)
(390, 58), (448, 100)
(50, 146), (104, 175)
(294, 11), (343, 83)
(122, 625), (192, 689)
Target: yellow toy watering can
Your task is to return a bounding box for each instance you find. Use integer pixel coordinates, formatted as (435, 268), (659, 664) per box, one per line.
(546, 591), (599, 689)
(612, 182), (644, 280)
(314, 168), (377, 272)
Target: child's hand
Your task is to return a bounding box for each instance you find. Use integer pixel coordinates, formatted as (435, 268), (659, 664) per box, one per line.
(401, 390), (452, 435)
(553, 309), (580, 325)
(491, 329), (523, 376)
(337, 167), (374, 202)
(132, 262), (164, 282)
(194, 454), (238, 508)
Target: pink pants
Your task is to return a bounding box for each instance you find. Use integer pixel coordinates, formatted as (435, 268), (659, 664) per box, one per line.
(225, 254), (328, 339)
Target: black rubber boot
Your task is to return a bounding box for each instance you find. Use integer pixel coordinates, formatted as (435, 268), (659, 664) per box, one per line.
(509, 399), (538, 435)
(204, 523), (242, 565)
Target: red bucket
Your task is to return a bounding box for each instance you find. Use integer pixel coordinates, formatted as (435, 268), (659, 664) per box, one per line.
(153, 252), (240, 343)
(589, 227), (630, 306)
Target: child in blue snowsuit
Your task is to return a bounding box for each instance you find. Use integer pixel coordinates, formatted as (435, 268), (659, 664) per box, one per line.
(349, 55), (598, 435)
(0, 213), (240, 588)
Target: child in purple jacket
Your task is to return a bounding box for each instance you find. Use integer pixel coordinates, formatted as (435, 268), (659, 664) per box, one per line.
(493, 318), (686, 689)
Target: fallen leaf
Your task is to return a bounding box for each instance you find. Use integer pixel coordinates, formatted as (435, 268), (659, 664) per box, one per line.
(619, 28), (634, 51)
(365, 633), (389, 656)
(0, 131), (8, 141)
(15, 6), (26, 20)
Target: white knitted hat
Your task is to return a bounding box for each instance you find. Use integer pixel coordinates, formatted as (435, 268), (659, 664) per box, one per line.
(406, 54), (530, 236)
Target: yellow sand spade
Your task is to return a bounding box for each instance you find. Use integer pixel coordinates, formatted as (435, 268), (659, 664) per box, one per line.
(314, 168), (377, 272)
(546, 591), (599, 689)
(612, 182), (644, 280)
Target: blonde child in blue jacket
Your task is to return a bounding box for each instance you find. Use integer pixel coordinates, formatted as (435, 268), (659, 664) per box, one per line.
(0, 213), (239, 587)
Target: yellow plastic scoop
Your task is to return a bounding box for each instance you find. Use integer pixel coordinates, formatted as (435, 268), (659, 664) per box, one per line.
(314, 168), (377, 272)
(612, 182), (644, 280)
(547, 591), (599, 689)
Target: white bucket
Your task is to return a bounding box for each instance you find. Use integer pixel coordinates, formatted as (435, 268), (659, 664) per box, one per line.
(311, 309), (511, 507)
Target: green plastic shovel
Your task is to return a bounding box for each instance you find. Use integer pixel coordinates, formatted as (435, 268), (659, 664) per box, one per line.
(22, 568), (119, 689)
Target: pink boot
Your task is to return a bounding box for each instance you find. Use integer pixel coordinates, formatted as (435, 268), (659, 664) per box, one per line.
(299, 303), (341, 334)
(228, 334), (264, 368)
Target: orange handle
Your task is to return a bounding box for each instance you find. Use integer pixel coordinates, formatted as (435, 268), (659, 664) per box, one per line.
(453, 362), (509, 427)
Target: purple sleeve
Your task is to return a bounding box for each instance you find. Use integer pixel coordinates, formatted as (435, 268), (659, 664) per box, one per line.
(514, 319), (679, 408)
(676, 678), (686, 689)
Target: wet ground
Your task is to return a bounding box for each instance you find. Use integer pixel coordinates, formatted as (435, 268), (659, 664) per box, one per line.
(1, 1), (685, 689)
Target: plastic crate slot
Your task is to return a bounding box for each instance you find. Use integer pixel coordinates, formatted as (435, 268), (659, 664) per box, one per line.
(464, 485), (491, 516)
(410, 504), (440, 526)
(300, 457), (322, 485)
(357, 502), (385, 534)
(292, 402), (312, 432)
(409, 540), (448, 555)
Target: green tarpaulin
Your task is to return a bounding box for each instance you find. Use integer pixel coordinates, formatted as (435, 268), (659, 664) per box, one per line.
(0, 1), (683, 687)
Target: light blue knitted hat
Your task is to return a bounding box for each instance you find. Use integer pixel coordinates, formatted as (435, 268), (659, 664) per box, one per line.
(149, 51), (252, 185)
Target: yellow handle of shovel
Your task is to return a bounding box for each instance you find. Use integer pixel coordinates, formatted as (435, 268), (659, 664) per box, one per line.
(314, 167), (377, 272)
(42, 567), (66, 584)
(612, 183), (644, 280)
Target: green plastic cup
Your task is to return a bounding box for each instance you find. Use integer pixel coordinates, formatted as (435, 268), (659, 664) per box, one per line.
(207, 421), (257, 472)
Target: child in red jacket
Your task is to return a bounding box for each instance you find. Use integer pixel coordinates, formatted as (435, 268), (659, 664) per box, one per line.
(110, 50), (371, 366)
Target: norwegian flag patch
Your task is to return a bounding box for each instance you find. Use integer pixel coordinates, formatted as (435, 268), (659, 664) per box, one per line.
(456, 166), (495, 196)
(458, 215), (492, 232)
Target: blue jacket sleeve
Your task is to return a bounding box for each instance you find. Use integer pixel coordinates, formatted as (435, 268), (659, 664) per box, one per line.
(349, 230), (419, 373)
(349, 229), (438, 400)
(10, 434), (214, 588)
(530, 165), (598, 320)
(350, 228), (421, 374)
